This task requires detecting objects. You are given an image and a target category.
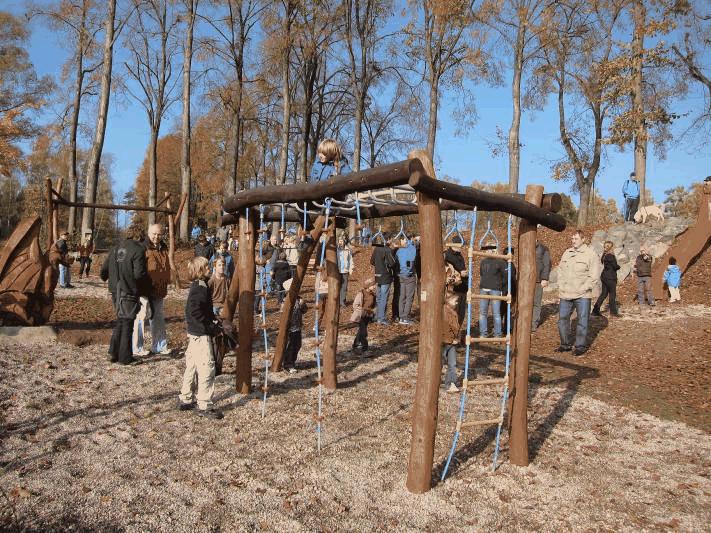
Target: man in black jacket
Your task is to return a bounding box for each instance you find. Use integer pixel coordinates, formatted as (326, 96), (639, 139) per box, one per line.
(370, 234), (396, 324)
(101, 224), (151, 365)
(194, 234), (215, 260)
(532, 238), (551, 331)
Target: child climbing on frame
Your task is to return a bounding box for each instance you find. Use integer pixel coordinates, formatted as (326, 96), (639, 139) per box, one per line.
(208, 256), (230, 317)
(179, 256), (223, 420)
(442, 292), (462, 393)
(282, 279), (307, 373)
(350, 277), (377, 354)
(663, 257), (682, 303)
(310, 138), (352, 181)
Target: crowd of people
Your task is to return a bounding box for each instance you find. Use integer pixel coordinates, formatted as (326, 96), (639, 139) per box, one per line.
(73, 139), (689, 418)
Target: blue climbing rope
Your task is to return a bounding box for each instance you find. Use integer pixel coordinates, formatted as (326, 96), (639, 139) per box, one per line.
(258, 205), (271, 418)
(478, 213), (499, 250)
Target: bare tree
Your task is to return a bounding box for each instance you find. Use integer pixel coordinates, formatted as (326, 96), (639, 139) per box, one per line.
(123, 0), (180, 226)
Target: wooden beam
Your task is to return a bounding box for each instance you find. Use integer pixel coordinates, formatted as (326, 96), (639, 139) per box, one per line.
(174, 192), (188, 231)
(165, 193), (179, 286)
(53, 198), (176, 215)
(409, 174), (566, 231)
(52, 178), (64, 242)
(155, 192), (171, 209)
(271, 216), (326, 372)
(321, 224), (341, 390)
(236, 209), (257, 394)
(406, 189), (445, 494)
(508, 184), (542, 467)
(45, 178), (54, 250)
(223, 159), (426, 212)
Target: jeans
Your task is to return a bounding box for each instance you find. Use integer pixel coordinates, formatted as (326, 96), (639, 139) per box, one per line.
(558, 298), (591, 349)
(59, 264), (71, 287)
(624, 196), (640, 222)
(594, 278), (618, 313)
(398, 275), (417, 320)
(340, 273), (349, 306)
(133, 297), (168, 353)
(532, 283), (543, 330)
(442, 344), (458, 386)
(637, 276), (654, 305)
(376, 283), (391, 322)
(479, 289), (502, 337)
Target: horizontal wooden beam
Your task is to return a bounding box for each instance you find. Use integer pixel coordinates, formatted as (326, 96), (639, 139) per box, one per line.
(223, 159), (425, 213)
(53, 197), (176, 215)
(409, 174), (566, 232)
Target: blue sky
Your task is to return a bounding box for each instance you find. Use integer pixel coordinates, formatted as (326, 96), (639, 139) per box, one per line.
(7, 0), (710, 212)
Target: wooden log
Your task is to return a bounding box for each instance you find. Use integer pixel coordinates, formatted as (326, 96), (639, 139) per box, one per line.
(409, 173), (566, 231)
(223, 159), (426, 212)
(508, 184), (542, 467)
(236, 209), (257, 394)
(174, 192), (188, 232)
(52, 178), (64, 241)
(271, 216), (326, 372)
(165, 193), (178, 286)
(321, 224), (341, 390)
(406, 190), (445, 494)
(155, 192), (170, 208)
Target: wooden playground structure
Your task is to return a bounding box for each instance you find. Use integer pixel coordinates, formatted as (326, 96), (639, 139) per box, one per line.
(219, 153), (566, 493)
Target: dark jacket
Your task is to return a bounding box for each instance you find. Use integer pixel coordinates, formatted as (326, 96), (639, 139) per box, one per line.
(600, 252), (621, 281)
(444, 248), (468, 294)
(480, 257), (507, 292)
(273, 259), (291, 286)
(370, 244), (396, 285)
(55, 238), (69, 256)
(185, 279), (216, 336)
(288, 298), (307, 332)
(535, 242), (551, 283)
(195, 242), (215, 260)
(635, 254), (653, 277)
(100, 238), (150, 297)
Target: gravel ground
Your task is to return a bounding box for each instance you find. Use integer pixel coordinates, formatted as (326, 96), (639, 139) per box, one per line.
(1, 332), (709, 531)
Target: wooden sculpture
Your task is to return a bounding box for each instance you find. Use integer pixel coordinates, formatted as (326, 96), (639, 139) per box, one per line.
(0, 216), (59, 326)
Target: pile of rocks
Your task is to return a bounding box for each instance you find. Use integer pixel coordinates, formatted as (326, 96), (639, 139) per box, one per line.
(548, 217), (691, 291)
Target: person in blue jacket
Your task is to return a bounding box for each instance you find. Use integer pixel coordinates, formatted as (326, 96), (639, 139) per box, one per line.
(623, 172), (640, 222)
(310, 139), (352, 182)
(395, 234), (417, 324)
(663, 257), (682, 303)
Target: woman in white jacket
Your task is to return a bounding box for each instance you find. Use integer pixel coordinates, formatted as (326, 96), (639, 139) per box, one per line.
(337, 236), (354, 306)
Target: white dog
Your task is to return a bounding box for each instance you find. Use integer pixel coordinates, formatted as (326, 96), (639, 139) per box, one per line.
(634, 204), (665, 224)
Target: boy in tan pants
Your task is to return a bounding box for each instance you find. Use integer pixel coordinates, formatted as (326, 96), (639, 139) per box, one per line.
(179, 256), (223, 420)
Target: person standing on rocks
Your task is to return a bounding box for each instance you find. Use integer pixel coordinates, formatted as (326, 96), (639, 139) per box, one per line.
(634, 246), (655, 306)
(532, 237), (551, 332)
(101, 224), (151, 365)
(556, 230), (599, 356)
(623, 172), (640, 222)
(592, 240), (621, 317)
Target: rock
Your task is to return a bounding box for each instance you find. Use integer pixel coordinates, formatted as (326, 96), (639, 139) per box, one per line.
(0, 326), (57, 343)
(618, 263), (633, 282)
(648, 242), (669, 259)
(591, 229), (607, 244)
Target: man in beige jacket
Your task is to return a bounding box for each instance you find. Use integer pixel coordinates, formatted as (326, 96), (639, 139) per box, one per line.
(556, 229), (600, 356)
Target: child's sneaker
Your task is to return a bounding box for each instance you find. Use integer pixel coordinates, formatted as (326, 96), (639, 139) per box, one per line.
(178, 401), (195, 411)
(196, 409), (224, 420)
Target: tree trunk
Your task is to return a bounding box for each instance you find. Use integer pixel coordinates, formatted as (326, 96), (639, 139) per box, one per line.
(276, 6), (292, 186)
(81, 0), (116, 237)
(67, 1), (88, 235)
(148, 127), (159, 226)
(632, 0), (647, 205)
(577, 179), (592, 226)
(180, 0), (197, 241)
(426, 75), (439, 159)
(508, 27), (524, 194)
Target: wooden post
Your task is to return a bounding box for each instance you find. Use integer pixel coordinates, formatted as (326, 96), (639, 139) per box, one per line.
(321, 222), (341, 390)
(236, 209), (257, 394)
(508, 184), (543, 467)
(406, 190), (445, 494)
(271, 216), (326, 372)
(45, 178), (54, 250)
(52, 178), (64, 241)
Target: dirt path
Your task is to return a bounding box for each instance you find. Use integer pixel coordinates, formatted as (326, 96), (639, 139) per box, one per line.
(1, 333), (709, 531)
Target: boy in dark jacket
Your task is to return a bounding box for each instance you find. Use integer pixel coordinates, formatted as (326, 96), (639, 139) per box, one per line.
(272, 252), (291, 304)
(179, 256), (223, 419)
(634, 247), (655, 306)
(351, 277), (377, 353)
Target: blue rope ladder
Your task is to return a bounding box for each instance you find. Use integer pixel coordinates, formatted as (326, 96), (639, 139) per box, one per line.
(441, 211), (514, 480)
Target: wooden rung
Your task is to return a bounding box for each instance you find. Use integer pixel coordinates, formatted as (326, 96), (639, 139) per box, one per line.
(461, 417), (502, 428)
(261, 386), (270, 393)
(468, 293), (511, 302)
(466, 378), (506, 386)
(467, 335), (509, 344)
(469, 250), (513, 261)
